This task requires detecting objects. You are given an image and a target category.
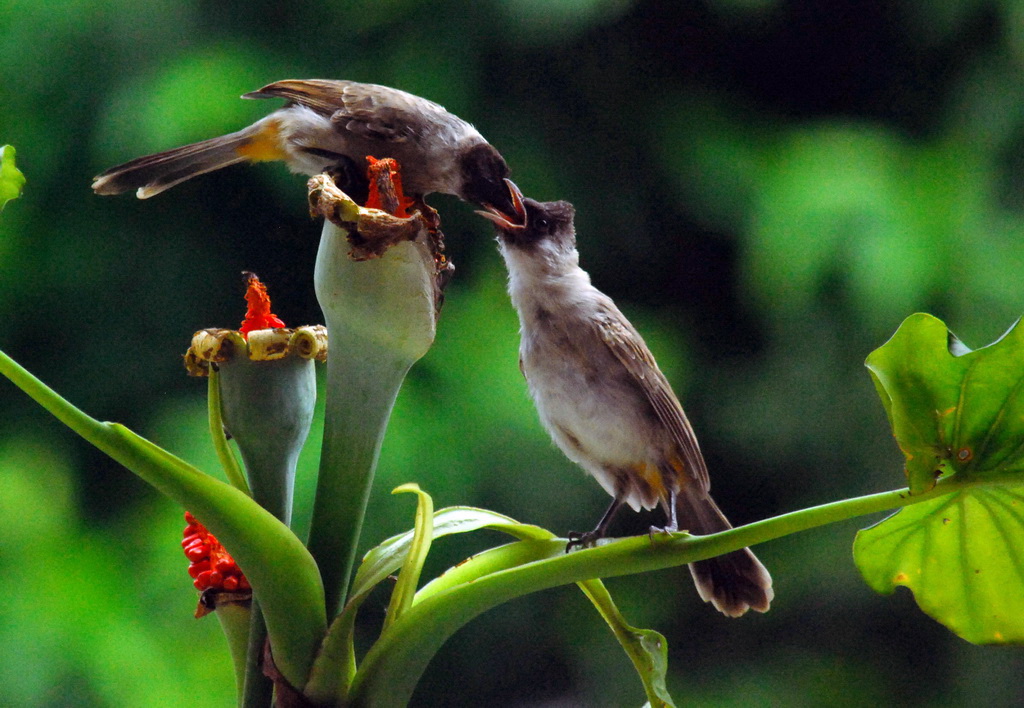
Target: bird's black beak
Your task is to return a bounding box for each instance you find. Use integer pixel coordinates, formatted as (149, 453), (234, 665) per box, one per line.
(476, 179), (527, 231)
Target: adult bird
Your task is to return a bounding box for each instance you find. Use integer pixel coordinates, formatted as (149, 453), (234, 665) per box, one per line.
(92, 79), (513, 213)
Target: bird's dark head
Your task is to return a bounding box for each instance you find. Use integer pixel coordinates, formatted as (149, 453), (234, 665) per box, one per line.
(459, 142), (513, 213)
(477, 180), (575, 250)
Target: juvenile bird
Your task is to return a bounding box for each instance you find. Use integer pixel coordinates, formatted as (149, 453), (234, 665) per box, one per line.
(479, 182), (773, 617)
(92, 79), (513, 212)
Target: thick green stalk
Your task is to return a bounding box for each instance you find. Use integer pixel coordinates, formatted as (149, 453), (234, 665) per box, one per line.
(349, 480), (968, 706)
(307, 190), (439, 617)
(307, 342), (413, 616)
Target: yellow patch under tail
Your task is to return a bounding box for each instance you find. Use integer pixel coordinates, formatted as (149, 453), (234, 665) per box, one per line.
(632, 461), (668, 507)
(235, 119), (286, 162)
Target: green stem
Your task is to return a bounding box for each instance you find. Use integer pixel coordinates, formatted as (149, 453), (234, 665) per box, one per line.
(306, 339), (412, 617)
(216, 356), (316, 528)
(214, 603), (252, 703)
(349, 480), (965, 706)
(577, 579), (673, 708)
(0, 349), (108, 448)
(208, 368), (250, 496)
(240, 599), (273, 708)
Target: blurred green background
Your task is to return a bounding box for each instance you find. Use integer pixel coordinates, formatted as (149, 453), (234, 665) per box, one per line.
(3, 0), (1024, 705)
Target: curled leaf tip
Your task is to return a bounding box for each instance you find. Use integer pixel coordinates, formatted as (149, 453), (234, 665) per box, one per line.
(240, 272), (286, 337)
(392, 482), (422, 495)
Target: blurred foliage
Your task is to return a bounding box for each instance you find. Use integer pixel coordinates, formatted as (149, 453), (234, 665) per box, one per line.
(3, 0), (1024, 705)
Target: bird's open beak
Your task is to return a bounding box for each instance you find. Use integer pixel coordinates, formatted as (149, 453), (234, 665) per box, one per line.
(476, 179), (527, 231)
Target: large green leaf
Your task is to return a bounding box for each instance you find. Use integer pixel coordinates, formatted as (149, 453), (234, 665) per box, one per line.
(857, 313), (1024, 644)
(866, 313), (1024, 494)
(855, 487), (1024, 643)
(0, 145), (26, 211)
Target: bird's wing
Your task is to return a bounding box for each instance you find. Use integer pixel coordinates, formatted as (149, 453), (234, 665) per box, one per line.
(245, 79), (450, 143)
(594, 302), (711, 493)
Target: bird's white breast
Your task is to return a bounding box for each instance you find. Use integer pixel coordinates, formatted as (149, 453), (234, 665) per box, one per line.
(504, 248), (659, 506)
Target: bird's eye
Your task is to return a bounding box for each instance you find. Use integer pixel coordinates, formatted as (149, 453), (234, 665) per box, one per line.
(534, 217), (549, 231)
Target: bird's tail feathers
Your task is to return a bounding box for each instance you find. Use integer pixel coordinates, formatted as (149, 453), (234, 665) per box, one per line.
(91, 120), (279, 199)
(676, 487), (774, 617)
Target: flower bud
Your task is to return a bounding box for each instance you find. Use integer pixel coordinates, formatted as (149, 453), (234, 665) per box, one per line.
(185, 274), (327, 524)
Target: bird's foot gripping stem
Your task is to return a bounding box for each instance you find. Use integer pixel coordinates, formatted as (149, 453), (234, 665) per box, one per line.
(565, 496), (624, 552)
(565, 529), (604, 552)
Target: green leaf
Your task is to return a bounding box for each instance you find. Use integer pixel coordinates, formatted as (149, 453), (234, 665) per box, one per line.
(0, 145), (26, 211)
(858, 313), (1024, 644)
(0, 349), (326, 688)
(383, 484), (434, 630)
(854, 486), (1024, 643)
(865, 313), (1024, 494)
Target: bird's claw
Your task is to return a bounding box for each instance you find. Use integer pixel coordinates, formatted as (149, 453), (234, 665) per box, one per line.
(565, 530), (602, 552)
(647, 524), (680, 543)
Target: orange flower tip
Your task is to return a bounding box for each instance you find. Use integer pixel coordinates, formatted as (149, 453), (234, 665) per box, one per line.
(364, 155), (414, 217)
(185, 546), (208, 562)
(239, 271), (287, 338)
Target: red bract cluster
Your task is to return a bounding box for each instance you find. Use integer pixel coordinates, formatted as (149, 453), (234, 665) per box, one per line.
(182, 511), (250, 593)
